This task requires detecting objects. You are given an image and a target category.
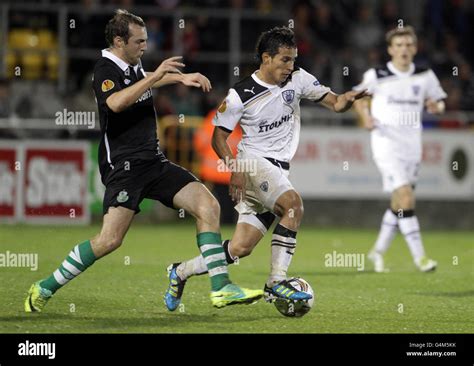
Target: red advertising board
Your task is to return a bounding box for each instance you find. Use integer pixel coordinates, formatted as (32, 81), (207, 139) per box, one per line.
(0, 143), (19, 221)
(22, 142), (89, 224)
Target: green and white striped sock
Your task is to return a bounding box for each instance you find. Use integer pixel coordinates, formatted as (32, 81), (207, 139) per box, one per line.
(40, 240), (96, 294)
(197, 232), (231, 291)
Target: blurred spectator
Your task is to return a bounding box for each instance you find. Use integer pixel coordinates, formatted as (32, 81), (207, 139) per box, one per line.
(171, 84), (201, 116)
(459, 62), (474, 110)
(155, 0), (180, 10)
(379, 0), (399, 30)
(182, 19), (200, 60)
(292, 1), (316, 70)
(154, 93), (176, 117)
(145, 18), (165, 52)
(349, 3), (383, 51)
(311, 1), (342, 50)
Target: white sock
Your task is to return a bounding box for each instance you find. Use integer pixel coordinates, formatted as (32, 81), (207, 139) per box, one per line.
(398, 212), (425, 262)
(177, 240), (234, 280)
(267, 224), (296, 286)
(176, 255), (207, 281)
(373, 209), (398, 254)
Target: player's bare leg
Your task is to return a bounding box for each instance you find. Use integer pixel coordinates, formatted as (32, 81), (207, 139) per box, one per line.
(25, 207), (135, 312)
(391, 185), (436, 271)
(90, 207), (135, 258)
(167, 182), (263, 309)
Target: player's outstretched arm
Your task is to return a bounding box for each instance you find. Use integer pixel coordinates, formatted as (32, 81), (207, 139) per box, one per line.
(106, 56), (184, 113)
(321, 89), (370, 113)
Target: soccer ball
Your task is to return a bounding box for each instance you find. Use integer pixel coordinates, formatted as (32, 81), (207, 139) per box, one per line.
(274, 277), (314, 317)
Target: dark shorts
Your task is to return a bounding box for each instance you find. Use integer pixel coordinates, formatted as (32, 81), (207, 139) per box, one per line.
(102, 158), (199, 215)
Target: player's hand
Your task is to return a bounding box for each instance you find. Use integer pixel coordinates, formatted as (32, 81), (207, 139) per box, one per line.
(343, 89), (371, 102)
(230, 171), (246, 202)
(152, 56), (185, 82)
(181, 73), (212, 92)
(425, 98), (445, 114)
(363, 116), (376, 130)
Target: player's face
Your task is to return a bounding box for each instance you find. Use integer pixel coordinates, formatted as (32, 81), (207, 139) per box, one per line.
(388, 35), (417, 66)
(265, 47), (297, 84)
(123, 23), (148, 65)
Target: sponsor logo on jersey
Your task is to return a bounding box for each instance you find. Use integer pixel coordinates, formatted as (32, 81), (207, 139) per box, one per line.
(218, 100), (227, 113)
(136, 89), (152, 103)
(387, 96), (419, 105)
(258, 114), (292, 133)
(313, 79), (321, 86)
(101, 80), (115, 92)
(244, 87), (255, 95)
(282, 89), (295, 103)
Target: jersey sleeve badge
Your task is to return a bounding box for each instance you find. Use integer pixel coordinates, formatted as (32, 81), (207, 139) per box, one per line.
(101, 80), (115, 92)
(218, 100), (227, 113)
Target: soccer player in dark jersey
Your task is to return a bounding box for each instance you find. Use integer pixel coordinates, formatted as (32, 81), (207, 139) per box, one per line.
(25, 9), (263, 312)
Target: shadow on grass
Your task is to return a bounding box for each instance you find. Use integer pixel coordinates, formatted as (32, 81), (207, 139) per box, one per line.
(0, 311), (275, 331)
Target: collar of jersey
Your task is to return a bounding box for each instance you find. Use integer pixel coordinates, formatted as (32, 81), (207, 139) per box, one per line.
(102, 49), (140, 73)
(251, 71), (279, 88)
(387, 61), (415, 77)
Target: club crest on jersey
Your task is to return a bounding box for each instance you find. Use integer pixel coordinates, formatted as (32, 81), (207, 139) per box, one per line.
(101, 80), (115, 92)
(117, 190), (129, 203)
(412, 85), (420, 96)
(282, 90), (295, 104)
(260, 181), (269, 192)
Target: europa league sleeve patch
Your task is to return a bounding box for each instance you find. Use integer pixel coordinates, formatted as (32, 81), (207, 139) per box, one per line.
(218, 100), (227, 113)
(101, 79), (115, 92)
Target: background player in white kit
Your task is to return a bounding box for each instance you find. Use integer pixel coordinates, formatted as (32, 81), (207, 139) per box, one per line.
(164, 27), (368, 311)
(353, 26), (447, 273)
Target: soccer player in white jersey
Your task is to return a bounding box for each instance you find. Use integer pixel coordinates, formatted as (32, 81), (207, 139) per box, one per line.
(164, 26), (368, 311)
(353, 26), (447, 273)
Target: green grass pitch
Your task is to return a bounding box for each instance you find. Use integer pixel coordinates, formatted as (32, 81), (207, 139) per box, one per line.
(1, 223), (472, 333)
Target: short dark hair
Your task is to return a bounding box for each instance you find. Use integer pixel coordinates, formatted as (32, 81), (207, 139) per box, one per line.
(105, 9), (145, 47)
(386, 25), (417, 46)
(255, 26), (297, 63)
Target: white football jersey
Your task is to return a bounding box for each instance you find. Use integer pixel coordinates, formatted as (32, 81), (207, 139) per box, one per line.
(354, 61), (447, 161)
(214, 67), (331, 162)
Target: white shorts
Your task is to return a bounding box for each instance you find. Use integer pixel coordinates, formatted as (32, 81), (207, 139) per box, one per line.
(234, 151), (293, 231)
(373, 155), (420, 193)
